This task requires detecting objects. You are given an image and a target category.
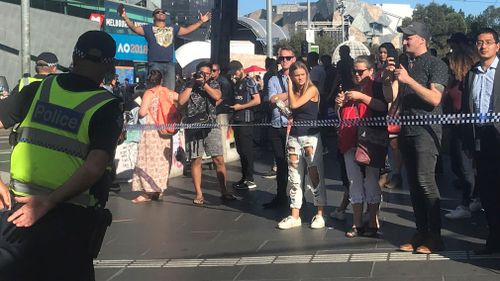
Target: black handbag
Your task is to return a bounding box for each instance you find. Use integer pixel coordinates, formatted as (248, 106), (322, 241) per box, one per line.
(355, 125), (388, 168)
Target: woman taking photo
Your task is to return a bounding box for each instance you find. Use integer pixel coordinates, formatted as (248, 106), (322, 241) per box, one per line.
(131, 69), (179, 203)
(336, 56), (388, 237)
(277, 61), (327, 230)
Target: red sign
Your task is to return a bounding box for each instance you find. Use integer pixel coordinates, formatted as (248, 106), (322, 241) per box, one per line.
(89, 13), (105, 27)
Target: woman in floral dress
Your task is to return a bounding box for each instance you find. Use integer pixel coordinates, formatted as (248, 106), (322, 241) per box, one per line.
(132, 69), (179, 203)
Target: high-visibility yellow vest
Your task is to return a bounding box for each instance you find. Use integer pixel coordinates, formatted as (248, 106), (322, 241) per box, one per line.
(18, 76), (43, 92)
(10, 75), (116, 206)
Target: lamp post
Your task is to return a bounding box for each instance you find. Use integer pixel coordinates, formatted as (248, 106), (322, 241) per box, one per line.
(21, 0), (30, 76)
(266, 0), (273, 57)
(307, 0), (311, 30)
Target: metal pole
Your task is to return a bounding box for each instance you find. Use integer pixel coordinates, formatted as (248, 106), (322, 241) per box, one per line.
(307, 0), (311, 29)
(307, 0), (311, 51)
(21, 0), (30, 76)
(341, 13), (345, 41)
(266, 0), (272, 57)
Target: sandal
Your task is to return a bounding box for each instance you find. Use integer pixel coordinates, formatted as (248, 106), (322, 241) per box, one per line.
(220, 193), (236, 201)
(193, 197), (204, 206)
(150, 192), (164, 201)
(345, 227), (363, 238)
(132, 194), (152, 204)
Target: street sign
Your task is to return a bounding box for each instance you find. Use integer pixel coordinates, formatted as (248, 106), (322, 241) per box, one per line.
(309, 44), (319, 53)
(306, 29), (315, 44)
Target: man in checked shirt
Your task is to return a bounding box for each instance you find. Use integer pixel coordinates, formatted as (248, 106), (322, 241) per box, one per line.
(393, 22), (449, 254)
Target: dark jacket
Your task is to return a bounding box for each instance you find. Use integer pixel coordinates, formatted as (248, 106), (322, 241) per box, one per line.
(461, 59), (500, 150)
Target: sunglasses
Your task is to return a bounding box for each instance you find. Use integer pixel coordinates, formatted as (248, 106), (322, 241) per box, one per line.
(212, 69), (219, 72)
(278, 56), (294, 62)
(352, 69), (368, 76)
(154, 10), (166, 15)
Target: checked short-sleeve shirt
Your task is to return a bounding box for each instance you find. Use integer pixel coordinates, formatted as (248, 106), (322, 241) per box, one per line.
(400, 52), (449, 139)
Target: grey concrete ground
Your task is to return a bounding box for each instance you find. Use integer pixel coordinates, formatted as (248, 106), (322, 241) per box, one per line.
(0, 130), (499, 281)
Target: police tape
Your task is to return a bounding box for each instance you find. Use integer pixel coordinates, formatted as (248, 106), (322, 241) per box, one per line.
(124, 112), (500, 131)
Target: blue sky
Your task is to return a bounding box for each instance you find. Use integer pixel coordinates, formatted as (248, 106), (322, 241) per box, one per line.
(238, 0), (495, 16)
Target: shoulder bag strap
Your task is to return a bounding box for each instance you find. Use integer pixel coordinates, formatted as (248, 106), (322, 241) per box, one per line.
(277, 73), (287, 94)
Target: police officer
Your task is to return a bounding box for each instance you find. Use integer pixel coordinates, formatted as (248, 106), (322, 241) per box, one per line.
(11, 52), (59, 94)
(0, 31), (123, 281)
(228, 60), (261, 190)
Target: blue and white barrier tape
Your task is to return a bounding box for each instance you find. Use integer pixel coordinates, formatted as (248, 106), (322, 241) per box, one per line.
(125, 112), (500, 131)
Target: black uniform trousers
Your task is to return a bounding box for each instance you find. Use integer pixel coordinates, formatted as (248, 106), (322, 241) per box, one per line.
(0, 201), (97, 281)
(233, 123), (255, 182)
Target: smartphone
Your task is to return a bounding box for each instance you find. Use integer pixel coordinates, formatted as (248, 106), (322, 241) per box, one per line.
(387, 48), (400, 68)
(117, 4), (125, 16)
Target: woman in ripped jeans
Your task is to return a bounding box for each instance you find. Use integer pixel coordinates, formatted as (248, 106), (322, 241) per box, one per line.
(277, 61), (327, 230)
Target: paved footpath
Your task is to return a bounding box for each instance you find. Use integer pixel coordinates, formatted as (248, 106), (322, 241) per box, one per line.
(94, 138), (500, 281)
(1, 130), (499, 280)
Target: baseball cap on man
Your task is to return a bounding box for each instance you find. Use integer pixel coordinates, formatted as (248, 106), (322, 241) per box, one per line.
(397, 22), (431, 42)
(227, 60), (243, 75)
(152, 8), (166, 16)
(73, 31), (116, 64)
(36, 52), (58, 67)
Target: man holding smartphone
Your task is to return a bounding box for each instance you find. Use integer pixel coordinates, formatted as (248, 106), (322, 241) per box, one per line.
(394, 22), (449, 254)
(120, 5), (211, 90)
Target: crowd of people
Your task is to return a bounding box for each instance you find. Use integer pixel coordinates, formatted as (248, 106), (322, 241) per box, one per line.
(0, 10), (498, 281)
(123, 23), (500, 258)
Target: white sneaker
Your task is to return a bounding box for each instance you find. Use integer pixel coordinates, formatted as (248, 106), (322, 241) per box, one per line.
(278, 216), (302, 230)
(310, 215), (325, 229)
(329, 208), (346, 221)
(445, 205), (472, 219)
(469, 198), (483, 212)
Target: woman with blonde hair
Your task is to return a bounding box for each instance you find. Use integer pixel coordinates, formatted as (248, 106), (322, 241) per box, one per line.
(131, 69), (179, 203)
(277, 61), (327, 230)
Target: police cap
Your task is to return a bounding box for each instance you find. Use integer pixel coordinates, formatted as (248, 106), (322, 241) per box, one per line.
(73, 31), (116, 64)
(36, 52), (58, 67)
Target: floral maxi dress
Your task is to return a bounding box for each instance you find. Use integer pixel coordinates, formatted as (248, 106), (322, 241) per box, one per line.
(132, 89), (172, 193)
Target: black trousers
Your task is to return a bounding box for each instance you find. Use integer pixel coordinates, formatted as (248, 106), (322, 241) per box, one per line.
(475, 126), (500, 249)
(233, 124), (255, 181)
(400, 132), (441, 236)
(0, 202), (97, 281)
(449, 126), (476, 205)
(269, 127), (288, 199)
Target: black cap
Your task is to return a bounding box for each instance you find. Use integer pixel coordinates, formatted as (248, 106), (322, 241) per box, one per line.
(447, 32), (468, 45)
(73, 31), (116, 64)
(397, 22), (431, 42)
(152, 8), (165, 16)
(228, 60), (243, 75)
(36, 52), (58, 67)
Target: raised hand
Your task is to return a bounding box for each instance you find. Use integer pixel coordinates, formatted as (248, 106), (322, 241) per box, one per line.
(199, 11), (212, 23)
(394, 64), (412, 85)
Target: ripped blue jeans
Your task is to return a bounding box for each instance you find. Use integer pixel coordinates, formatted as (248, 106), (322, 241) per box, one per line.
(287, 133), (326, 209)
